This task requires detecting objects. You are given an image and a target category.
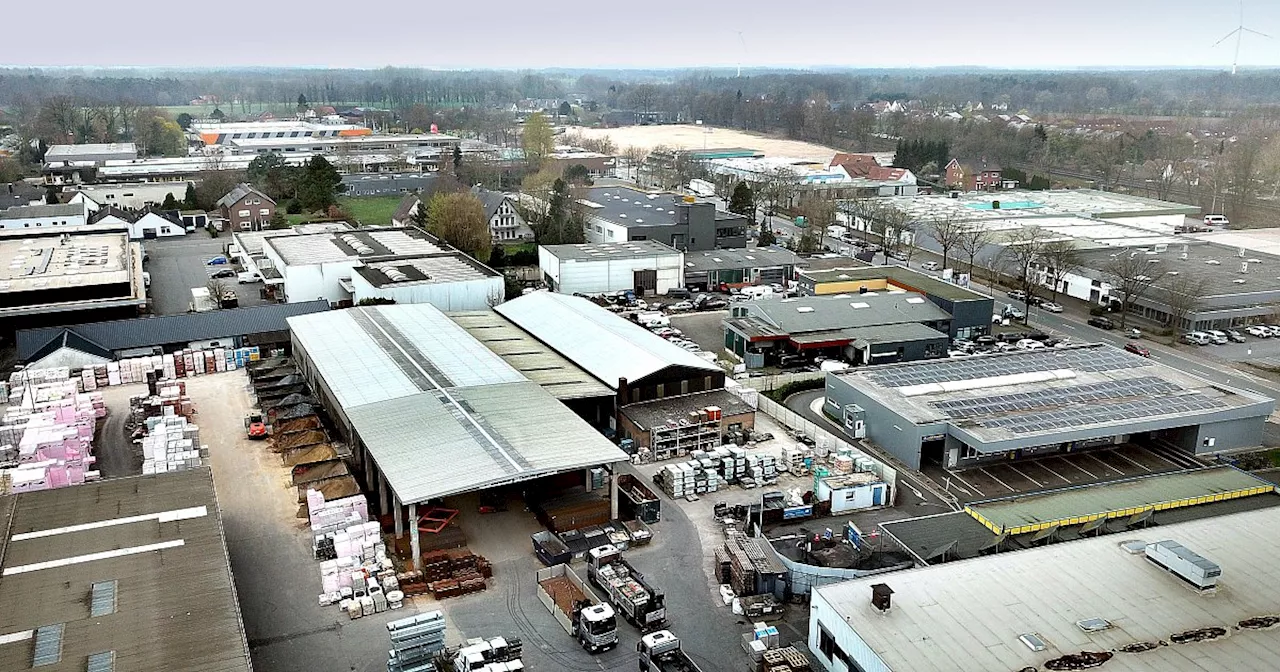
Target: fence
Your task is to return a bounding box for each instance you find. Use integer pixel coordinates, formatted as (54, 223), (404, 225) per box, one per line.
(758, 534), (914, 595)
(740, 371), (826, 393)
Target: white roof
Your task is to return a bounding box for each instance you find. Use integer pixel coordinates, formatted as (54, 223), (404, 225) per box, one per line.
(494, 292), (720, 388)
(815, 506), (1280, 672)
(287, 304), (626, 504)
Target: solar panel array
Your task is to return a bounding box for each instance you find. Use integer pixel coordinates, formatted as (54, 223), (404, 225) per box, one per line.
(866, 347), (1146, 388)
(934, 377), (1182, 419)
(976, 394), (1227, 434)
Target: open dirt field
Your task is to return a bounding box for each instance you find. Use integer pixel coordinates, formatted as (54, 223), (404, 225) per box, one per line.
(573, 124), (843, 163)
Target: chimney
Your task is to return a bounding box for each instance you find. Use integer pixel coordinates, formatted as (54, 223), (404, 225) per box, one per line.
(617, 377), (630, 405)
(871, 583), (894, 612)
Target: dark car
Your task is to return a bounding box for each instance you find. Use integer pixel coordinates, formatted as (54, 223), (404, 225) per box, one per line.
(778, 354), (810, 369)
(974, 335), (999, 347)
(997, 332), (1029, 343)
(210, 268), (236, 279)
(1087, 317), (1115, 330)
(666, 288), (692, 300)
(1124, 341), (1151, 357)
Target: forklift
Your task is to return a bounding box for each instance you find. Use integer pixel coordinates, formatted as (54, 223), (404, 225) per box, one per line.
(244, 412), (268, 440)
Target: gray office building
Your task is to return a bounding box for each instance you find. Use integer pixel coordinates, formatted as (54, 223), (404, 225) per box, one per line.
(582, 185), (748, 251)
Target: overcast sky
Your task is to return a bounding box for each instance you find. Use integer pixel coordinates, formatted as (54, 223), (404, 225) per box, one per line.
(6, 0), (1280, 70)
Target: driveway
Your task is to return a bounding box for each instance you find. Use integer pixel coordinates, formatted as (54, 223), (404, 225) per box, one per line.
(145, 235), (270, 315)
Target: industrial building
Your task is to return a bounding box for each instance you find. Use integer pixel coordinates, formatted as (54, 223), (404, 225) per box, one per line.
(71, 182), (192, 210)
(42, 143), (139, 183)
(708, 156), (919, 202)
(0, 468), (252, 672)
(810, 505), (1280, 672)
(286, 303), (630, 562)
(683, 246), (799, 292)
(16, 301), (328, 368)
(823, 344), (1274, 470)
(617, 388), (756, 456)
(538, 241), (685, 295)
(495, 292), (724, 421)
(188, 120), (463, 170)
(0, 228), (146, 325)
(0, 203), (89, 231)
(796, 265), (994, 340)
(723, 293), (953, 368)
(228, 221), (353, 284)
(262, 226), (502, 309)
(580, 185), (749, 251)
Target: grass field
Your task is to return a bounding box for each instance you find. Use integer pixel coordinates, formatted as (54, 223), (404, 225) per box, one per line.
(571, 124), (848, 163)
(285, 194), (405, 227)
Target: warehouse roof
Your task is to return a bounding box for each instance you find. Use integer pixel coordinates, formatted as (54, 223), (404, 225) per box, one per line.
(683, 246), (798, 272)
(288, 304), (627, 504)
(580, 186), (683, 227)
(353, 253), (498, 288)
(0, 468), (251, 672)
(0, 203), (85, 220)
(817, 506), (1280, 672)
(834, 344), (1274, 447)
(875, 188), (1199, 225)
(542, 240), (681, 262)
(232, 222), (353, 257)
(0, 230), (132, 295)
(495, 292), (720, 388)
(448, 311), (613, 400)
(732, 292), (952, 336)
(17, 301), (329, 361)
(799, 265), (991, 302)
(620, 389), (754, 431)
(265, 227), (446, 265)
(967, 466), (1275, 535)
(841, 322), (948, 347)
(44, 143), (137, 160)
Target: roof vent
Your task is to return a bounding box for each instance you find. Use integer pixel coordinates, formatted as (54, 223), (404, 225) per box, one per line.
(1120, 539), (1147, 554)
(1144, 539), (1221, 590)
(382, 268), (410, 283)
(90, 580), (117, 617)
(1077, 618), (1112, 633)
(797, 306), (815, 313)
(870, 583), (893, 612)
(906, 297), (926, 304)
(851, 302), (871, 309)
(1019, 633), (1047, 652)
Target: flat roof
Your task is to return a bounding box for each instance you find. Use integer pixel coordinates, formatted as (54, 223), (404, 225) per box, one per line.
(734, 292), (952, 336)
(1074, 240), (1280, 301)
(44, 143), (137, 159)
(543, 240), (681, 262)
(835, 344), (1274, 446)
(0, 468), (252, 672)
(288, 304), (627, 504)
(842, 322), (948, 346)
(0, 230), (132, 294)
(876, 188), (1199, 223)
(265, 227), (446, 265)
(579, 186), (684, 228)
(0, 203), (84, 220)
(354, 253), (497, 287)
(231, 222), (352, 257)
(818, 506), (1280, 672)
(494, 292), (720, 389)
(620, 389), (755, 431)
(448, 311), (613, 400)
(683, 246), (799, 272)
(967, 466), (1275, 535)
(799, 265), (993, 302)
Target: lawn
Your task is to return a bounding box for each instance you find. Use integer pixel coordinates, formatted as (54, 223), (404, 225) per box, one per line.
(284, 194), (405, 227)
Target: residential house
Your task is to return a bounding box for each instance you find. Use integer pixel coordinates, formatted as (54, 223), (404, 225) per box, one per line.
(828, 153), (881, 177)
(944, 159), (1005, 192)
(392, 192), (423, 227)
(216, 183), (276, 231)
(475, 189), (534, 243)
(88, 206), (186, 239)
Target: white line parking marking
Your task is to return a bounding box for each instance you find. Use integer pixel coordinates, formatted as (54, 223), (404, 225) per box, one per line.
(948, 470), (985, 498)
(1060, 456), (1097, 479)
(1086, 453), (1124, 475)
(1037, 460), (1072, 483)
(1136, 444), (1183, 469)
(1110, 449), (1152, 472)
(981, 467), (1018, 493)
(1008, 464), (1043, 488)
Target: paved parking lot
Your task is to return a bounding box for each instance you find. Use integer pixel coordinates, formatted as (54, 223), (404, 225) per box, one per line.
(669, 310), (729, 355)
(927, 443), (1197, 502)
(144, 235), (270, 315)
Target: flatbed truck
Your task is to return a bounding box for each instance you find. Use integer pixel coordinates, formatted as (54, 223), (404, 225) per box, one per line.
(586, 544), (667, 632)
(535, 563), (619, 653)
(637, 630), (702, 672)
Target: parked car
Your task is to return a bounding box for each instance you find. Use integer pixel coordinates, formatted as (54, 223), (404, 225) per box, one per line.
(1015, 339), (1045, 350)
(778, 354), (809, 369)
(1003, 305), (1026, 320)
(1088, 316), (1115, 330)
(974, 335), (999, 347)
(1204, 214), (1230, 227)
(237, 271), (262, 284)
(1266, 325), (1280, 337)
(921, 261), (940, 271)
(668, 301), (694, 312)
(1007, 289), (1027, 301)
(206, 255), (229, 266)
(1247, 325), (1272, 338)
(695, 297), (728, 310)
(1040, 301), (1064, 313)
(210, 268), (236, 279)
(1226, 329), (1247, 343)
(1204, 330), (1229, 345)
(1124, 341), (1151, 357)
(998, 332), (1031, 343)
(665, 288), (692, 300)
(1181, 332), (1211, 346)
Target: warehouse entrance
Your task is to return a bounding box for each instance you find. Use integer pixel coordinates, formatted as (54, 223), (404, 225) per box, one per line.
(920, 436), (946, 468)
(633, 269), (657, 295)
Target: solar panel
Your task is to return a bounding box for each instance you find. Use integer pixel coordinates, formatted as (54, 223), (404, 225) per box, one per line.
(867, 346), (1147, 388)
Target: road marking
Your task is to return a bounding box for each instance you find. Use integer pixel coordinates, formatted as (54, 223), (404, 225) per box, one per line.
(1059, 456), (1097, 479)
(981, 467), (1018, 493)
(1085, 453), (1125, 475)
(1037, 460), (1072, 483)
(947, 470), (984, 497)
(1008, 464), (1043, 488)
(1110, 449), (1153, 472)
(1135, 444), (1184, 469)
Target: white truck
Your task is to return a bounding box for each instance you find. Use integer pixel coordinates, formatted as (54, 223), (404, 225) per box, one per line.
(451, 636), (523, 671)
(637, 630), (703, 672)
(190, 287), (216, 312)
(536, 564), (619, 653)
(586, 545), (667, 631)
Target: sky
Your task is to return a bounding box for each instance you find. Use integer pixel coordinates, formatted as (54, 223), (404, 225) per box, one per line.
(6, 0), (1280, 71)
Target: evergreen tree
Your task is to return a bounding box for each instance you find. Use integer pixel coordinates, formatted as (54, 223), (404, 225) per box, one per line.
(728, 182), (754, 217)
(298, 156), (344, 212)
(160, 193), (179, 210)
(297, 94), (308, 113)
(210, 108), (225, 121)
(757, 223), (777, 247)
(183, 183), (198, 209)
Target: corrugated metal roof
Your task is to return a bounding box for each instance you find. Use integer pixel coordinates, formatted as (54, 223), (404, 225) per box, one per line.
(17, 301), (329, 360)
(0, 469), (252, 672)
(743, 292), (952, 335)
(448, 311), (613, 400)
(495, 292), (719, 388)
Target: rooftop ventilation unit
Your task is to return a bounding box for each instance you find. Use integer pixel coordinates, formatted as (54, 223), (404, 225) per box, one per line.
(1018, 633), (1047, 652)
(1145, 540), (1220, 590)
(1077, 618), (1112, 633)
(382, 268), (410, 283)
(796, 306), (814, 313)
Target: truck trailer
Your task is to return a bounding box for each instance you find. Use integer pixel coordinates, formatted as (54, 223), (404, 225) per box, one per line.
(637, 630), (702, 672)
(586, 545), (667, 631)
(536, 563), (619, 652)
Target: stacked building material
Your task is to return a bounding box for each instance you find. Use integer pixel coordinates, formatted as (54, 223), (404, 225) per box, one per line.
(759, 645), (811, 672)
(422, 550), (492, 599)
(386, 610), (446, 672)
(723, 531), (785, 598)
(657, 459), (720, 498)
(0, 374), (102, 493)
(140, 415), (206, 474)
(77, 347), (260, 390)
(746, 454), (779, 486)
(535, 490), (611, 533)
(779, 446), (811, 475)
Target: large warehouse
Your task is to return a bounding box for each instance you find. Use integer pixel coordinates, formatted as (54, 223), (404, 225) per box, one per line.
(287, 303), (629, 561)
(0, 228), (147, 327)
(796, 265), (994, 340)
(824, 343), (1273, 470)
(810, 506), (1280, 672)
(538, 241), (685, 296)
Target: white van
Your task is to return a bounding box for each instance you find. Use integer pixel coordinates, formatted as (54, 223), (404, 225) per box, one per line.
(237, 270), (262, 284)
(1181, 332), (1211, 346)
(738, 286), (775, 301)
(637, 312), (669, 328)
(1203, 214), (1230, 227)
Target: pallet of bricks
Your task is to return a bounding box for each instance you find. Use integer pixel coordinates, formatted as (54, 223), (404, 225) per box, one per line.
(309, 488), (404, 617)
(421, 549), (492, 599)
(1, 369), (103, 493)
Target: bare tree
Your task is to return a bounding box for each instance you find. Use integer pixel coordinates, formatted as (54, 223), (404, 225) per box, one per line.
(760, 167), (800, 216)
(993, 226), (1050, 321)
(621, 146), (647, 182)
(1038, 239), (1082, 303)
(926, 213), (966, 269)
(1163, 273), (1209, 336)
(956, 228), (994, 280)
(799, 196), (836, 250)
(870, 207), (912, 263)
(1102, 250), (1161, 329)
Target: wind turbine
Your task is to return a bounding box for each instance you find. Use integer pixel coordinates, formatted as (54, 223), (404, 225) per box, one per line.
(1213, 0), (1270, 75)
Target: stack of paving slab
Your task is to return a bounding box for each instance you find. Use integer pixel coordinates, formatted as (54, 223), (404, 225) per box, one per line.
(307, 488), (398, 612)
(77, 346), (263, 389)
(0, 373), (102, 493)
(140, 415), (206, 474)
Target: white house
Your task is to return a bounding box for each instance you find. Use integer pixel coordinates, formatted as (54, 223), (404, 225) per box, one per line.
(475, 189), (534, 243)
(539, 241), (685, 295)
(88, 207), (187, 239)
(0, 203), (88, 231)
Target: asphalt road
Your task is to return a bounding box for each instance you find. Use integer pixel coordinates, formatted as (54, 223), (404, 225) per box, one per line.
(145, 234), (269, 315)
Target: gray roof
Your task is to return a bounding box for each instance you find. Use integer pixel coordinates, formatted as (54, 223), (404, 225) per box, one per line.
(1074, 241), (1280, 305)
(288, 304), (628, 504)
(739, 292), (952, 335)
(816, 506), (1280, 672)
(353, 253), (497, 288)
(799, 265), (992, 302)
(474, 188), (508, 221)
(842, 322), (948, 347)
(0, 469), (252, 672)
(449, 310), (614, 400)
(16, 301), (329, 360)
(44, 143), (137, 160)
(495, 292), (720, 388)
(1, 181), (46, 209)
(0, 203), (84, 220)
(542, 240), (681, 262)
(392, 192), (421, 222)
(620, 389), (755, 431)
(583, 185), (683, 227)
(683, 246), (798, 273)
(215, 183), (275, 209)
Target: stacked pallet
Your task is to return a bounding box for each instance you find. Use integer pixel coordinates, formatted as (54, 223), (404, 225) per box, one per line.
(386, 610), (446, 672)
(140, 415), (206, 474)
(746, 455), (779, 486)
(423, 549), (493, 599)
(658, 460), (720, 498)
(535, 490), (611, 533)
(1, 376), (103, 492)
(779, 446), (811, 474)
(759, 646), (811, 672)
(723, 531), (783, 597)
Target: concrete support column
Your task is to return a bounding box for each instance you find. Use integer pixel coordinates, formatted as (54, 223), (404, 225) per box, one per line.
(409, 502), (421, 569)
(364, 451), (377, 491)
(379, 473), (390, 515)
(393, 493), (403, 536)
(610, 465), (620, 521)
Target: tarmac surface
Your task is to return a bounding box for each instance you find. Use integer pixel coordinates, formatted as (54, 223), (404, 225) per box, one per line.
(144, 235), (269, 315)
